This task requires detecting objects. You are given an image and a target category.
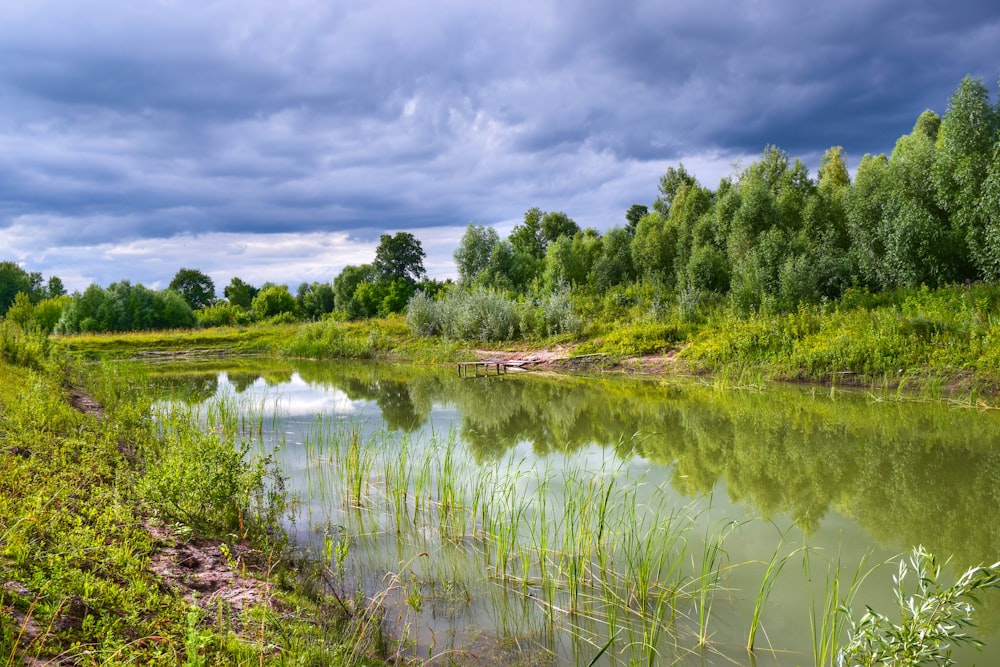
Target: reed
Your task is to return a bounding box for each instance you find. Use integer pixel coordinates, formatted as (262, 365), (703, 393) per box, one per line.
(747, 531), (801, 653)
(803, 546), (882, 667)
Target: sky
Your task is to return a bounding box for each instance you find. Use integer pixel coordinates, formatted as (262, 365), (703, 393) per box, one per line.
(1, 0), (999, 294)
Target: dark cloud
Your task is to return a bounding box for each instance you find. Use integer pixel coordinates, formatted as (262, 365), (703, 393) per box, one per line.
(0, 0), (998, 288)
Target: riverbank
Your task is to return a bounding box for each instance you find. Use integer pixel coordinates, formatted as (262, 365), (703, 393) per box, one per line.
(50, 282), (1000, 403)
(0, 348), (393, 665)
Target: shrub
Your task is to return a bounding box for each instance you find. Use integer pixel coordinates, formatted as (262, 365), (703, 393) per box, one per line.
(196, 302), (252, 327)
(538, 285), (582, 337)
(0, 321), (50, 370)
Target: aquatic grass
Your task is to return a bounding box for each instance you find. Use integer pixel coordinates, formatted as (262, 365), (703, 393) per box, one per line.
(692, 517), (738, 648)
(803, 546), (884, 667)
(747, 529), (802, 653)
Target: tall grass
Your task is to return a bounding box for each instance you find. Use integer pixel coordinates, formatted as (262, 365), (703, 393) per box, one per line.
(295, 420), (761, 661)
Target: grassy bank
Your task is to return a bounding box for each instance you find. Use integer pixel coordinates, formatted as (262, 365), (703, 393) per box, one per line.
(0, 328), (392, 666)
(55, 323), (301, 358)
(52, 283), (1000, 396)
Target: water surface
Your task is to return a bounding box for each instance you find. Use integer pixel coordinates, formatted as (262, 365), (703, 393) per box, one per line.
(149, 358), (1000, 665)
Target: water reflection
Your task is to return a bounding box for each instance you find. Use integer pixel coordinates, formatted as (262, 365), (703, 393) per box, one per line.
(148, 358), (1000, 574)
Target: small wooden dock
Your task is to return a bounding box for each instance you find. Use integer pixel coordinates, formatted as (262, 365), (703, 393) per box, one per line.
(457, 359), (532, 378)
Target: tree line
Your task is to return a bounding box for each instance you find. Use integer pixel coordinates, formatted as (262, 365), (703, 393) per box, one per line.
(0, 232), (444, 333)
(2, 75), (999, 336)
(421, 75), (1000, 339)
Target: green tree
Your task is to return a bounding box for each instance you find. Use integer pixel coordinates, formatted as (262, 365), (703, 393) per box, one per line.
(542, 231), (600, 291)
(351, 281), (385, 318)
(979, 142), (1000, 278)
(653, 164), (696, 216)
(5, 292), (34, 328)
(683, 245), (730, 293)
(45, 276), (66, 299)
(0, 261), (33, 315)
(631, 211), (678, 287)
(333, 264), (375, 318)
(592, 227), (636, 291)
(934, 76), (999, 277)
(845, 153), (891, 287)
(34, 296), (70, 333)
(509, 207), (546, 260)
(482, 241), (538, 293)
(879, 113), (967, 287)
(625, 204), (648, 233)
(296, 282), (335, 319)
(169, 268), (216, 310)
(818, 146), (851, 192)
(454, 223), (500, 284)
(540, 211), (580, 245)
(223, 277), (259, 310)
(252, 285), (298, 320)
(374, 232), (426, 283)
(379, 278), (416, 316)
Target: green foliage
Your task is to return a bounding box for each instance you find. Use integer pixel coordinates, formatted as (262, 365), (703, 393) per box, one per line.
(56, 281), (197, 333)
(296, 281), (336, 320)
(0, 262), (30, 313)
(684, 245), (730, 293)
(0, 320), (50, 370)
(195, 301), (253, 327)
(168, 268), (216, 310)
(4, 292), (34, 328)
(653, 163), (696, 216)
(285, 317), (405, 358)
(33, 296), (71, 333)
(538, 284), (583, 337)
(818, 146), (851, 191)
(251, 284), (297, 320)
(406, 287), (527, 342)
(222, 276), (258, 310)
(333, 263), (375, 318)
(373, 231), (426, 283)
(454, 223), (500, 284)
(631, 211), (678, 286)
(584, 322), (682, 357)
(841, 546), (1000, 666)
(592, 226), (637, 291)
(140, 403), (284, 538)
(509, 206), (546, 260)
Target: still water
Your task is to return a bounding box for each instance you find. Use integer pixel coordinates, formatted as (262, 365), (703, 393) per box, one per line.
(150, 358), (1000, 665)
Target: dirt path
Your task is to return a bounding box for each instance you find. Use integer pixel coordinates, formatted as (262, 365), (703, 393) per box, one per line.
(66, 387), (276, 619)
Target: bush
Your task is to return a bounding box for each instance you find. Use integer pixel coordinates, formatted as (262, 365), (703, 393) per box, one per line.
(538, 285), (582, 337)
(0, 321), (50, 370)
(196, 302), (252, 327)
(405, 290), (442, 337)
(140, 404), (285, 539)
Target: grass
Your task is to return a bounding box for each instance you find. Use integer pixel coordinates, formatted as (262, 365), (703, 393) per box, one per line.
(50, 282), (1000, 405)
(297, 420), (766, 660)
(0, 347), (395, 665)
(54, 322), (299, 357)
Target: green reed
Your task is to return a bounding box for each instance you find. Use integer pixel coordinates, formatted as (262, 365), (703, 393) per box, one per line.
(289, 416), (824, 663)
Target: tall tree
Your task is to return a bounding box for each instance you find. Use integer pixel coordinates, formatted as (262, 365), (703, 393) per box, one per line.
(509, 207), (546, 260)
(540, 211), (580, 245)
(818, 146), (851, 192)
(625, 204), (648, 233)
(0, 261), (33, 315)
(454, 223), (500, 284)
(934, 76), (999, 277)
(223, 277), (259, 310)
(169, 268), (216, 310)
(653, 164), (696, 216)
(374, 232), (426, 283)
(333, 264), (375, 318)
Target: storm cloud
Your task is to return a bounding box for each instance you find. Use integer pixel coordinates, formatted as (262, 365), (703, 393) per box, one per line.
(1, 0), (998, 290)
